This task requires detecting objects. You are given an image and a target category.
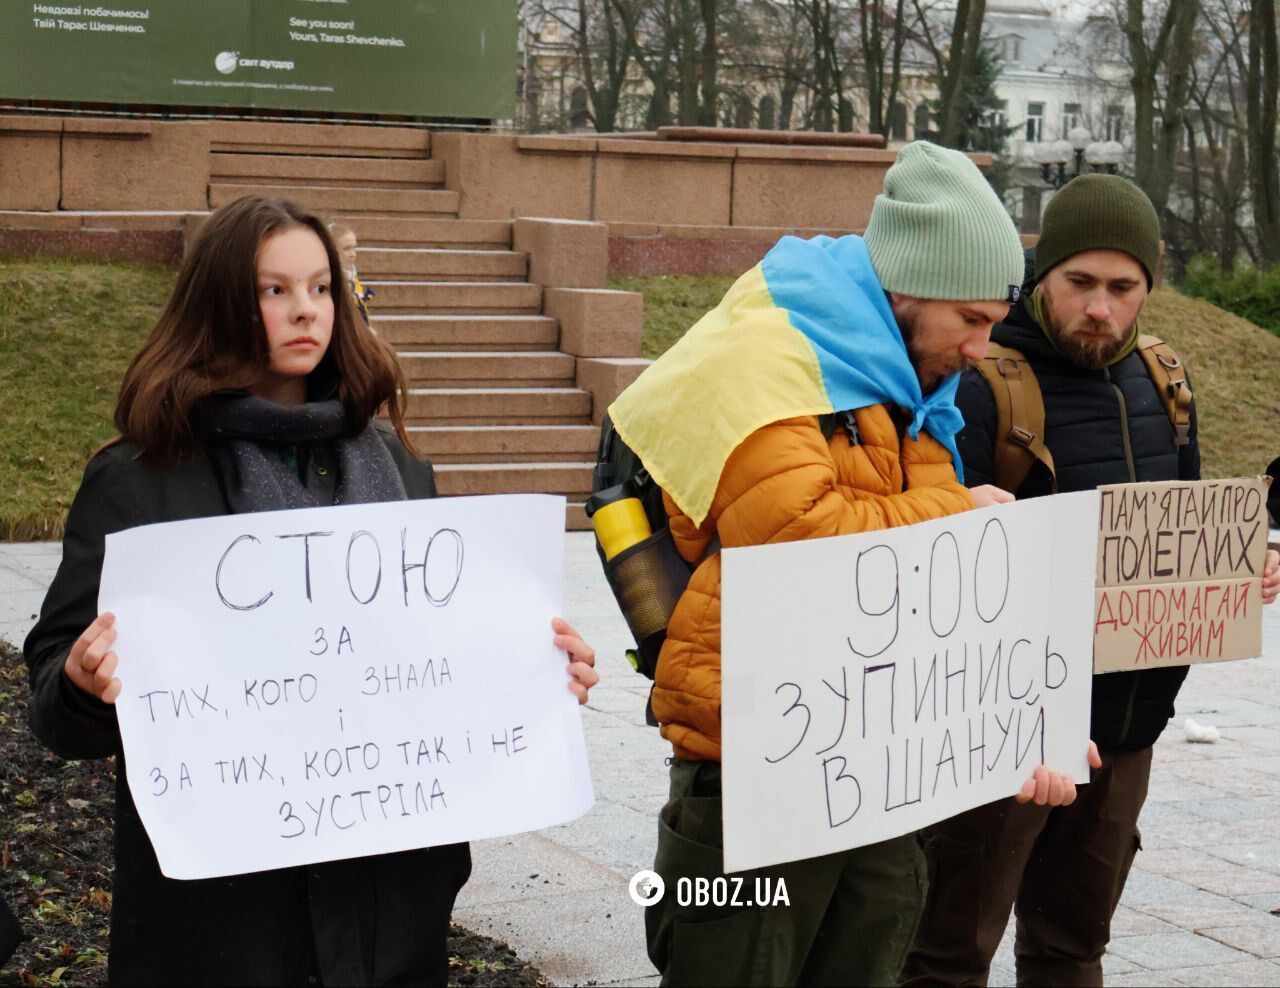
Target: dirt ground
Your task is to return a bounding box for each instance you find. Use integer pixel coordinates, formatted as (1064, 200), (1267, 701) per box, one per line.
(0, 640), (547, 987)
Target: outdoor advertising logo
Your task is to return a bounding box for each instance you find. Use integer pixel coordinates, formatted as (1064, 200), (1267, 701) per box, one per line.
(214, 50), (295, 74)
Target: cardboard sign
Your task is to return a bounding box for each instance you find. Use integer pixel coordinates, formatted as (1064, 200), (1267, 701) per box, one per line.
(1094, 478), (1271, 673)
(721, 492), (1097, 874)
(99, 494), (593, 881)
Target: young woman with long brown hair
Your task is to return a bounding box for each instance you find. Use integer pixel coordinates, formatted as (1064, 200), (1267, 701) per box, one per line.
(23, 196), (598, 986)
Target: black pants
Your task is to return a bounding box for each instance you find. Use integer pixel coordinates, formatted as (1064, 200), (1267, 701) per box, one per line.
(900, 746), (1153, 988)
(646, 759), (927, 987)
(0, 894), (21, 967)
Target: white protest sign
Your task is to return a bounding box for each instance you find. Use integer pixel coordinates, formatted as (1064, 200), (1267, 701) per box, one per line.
(721, 492), (1098, 873)
(99, 494), (593, 881)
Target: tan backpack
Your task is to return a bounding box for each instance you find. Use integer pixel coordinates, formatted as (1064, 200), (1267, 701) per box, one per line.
(973, 334), (1193, 494)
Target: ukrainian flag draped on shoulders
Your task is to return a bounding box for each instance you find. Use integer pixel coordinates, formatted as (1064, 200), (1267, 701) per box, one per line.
(608, 234), (966, 528)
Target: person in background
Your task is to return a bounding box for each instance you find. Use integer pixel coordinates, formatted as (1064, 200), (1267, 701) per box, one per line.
(329, 223), (375, 326)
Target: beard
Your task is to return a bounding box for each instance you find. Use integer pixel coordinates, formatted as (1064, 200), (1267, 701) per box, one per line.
(1037, 285), (1133, 369)
(898, 301), (979, 393)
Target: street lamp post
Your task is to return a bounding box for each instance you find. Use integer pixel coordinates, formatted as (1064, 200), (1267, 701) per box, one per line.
(1033, 128), (1125, 187)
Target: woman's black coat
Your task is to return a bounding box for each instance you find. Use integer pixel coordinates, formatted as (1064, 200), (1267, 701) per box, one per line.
(24, 426), (471, 987)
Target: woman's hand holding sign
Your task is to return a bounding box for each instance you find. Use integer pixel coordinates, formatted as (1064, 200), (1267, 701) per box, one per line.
(65, 611), (123, 705)
(553, 617), (598, 703)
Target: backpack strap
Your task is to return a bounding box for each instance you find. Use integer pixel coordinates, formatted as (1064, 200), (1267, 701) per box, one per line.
(1136, 334), (1193, 447)
(974, 343), (1057, 494)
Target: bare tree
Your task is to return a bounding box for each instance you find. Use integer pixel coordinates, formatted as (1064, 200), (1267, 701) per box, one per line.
(630, 0), (728, 127)
(1124, 0), (1200, 215)
(911, 0), (986, 147)
(737, 0), (815, 129)
(1174, 0), (1253, 268)
(799, 0), (853, 131)
(532, 0), (641, 132)
(1246, 0), (1280, 262)
(858, 0), (910, 137)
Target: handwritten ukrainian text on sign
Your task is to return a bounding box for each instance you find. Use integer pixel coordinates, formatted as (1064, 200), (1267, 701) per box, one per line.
(1093, 478), (1270, 673)
(720, 493), (1097, 873)
(99, 495), (592, 881)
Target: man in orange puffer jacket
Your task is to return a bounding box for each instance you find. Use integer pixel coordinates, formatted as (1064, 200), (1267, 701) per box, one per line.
(610, 142), (1100, 987)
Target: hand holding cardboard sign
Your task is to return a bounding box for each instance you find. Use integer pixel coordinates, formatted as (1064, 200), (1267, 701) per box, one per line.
(1263, 550), (1279, 605)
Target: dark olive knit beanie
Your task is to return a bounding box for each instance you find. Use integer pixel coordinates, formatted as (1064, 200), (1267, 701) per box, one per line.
(1034, 175), (1161, 286)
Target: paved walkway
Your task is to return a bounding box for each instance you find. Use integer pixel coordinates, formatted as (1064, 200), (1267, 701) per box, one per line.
(4, 536), (1280, 987)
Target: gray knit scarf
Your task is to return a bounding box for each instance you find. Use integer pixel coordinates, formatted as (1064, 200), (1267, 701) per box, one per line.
(198, 392), (407, 514)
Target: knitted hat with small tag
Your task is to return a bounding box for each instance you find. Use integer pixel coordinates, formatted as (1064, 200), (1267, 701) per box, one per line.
(863, 140), (1025, 302)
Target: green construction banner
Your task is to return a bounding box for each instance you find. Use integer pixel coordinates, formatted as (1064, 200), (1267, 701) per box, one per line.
(0, 1), (516, 118)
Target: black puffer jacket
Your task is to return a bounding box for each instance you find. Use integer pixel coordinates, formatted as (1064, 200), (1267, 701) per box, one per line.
(955, 300), (1201, 751)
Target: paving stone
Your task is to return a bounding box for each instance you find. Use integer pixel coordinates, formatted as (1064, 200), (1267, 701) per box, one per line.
(1101, 950), (1142, 976)
(1144, 774), (1235, 804)
(458, 831), (620, 909)
(1105, 931), (1254, 971)
(1233, 891), (1280, 913)
(1170, 958), (1280, 987)
(1138, 847), (1234, 878)
(1212, 843), (1280, 877)
(1186, 795), (1280, 823)
(1110, 904), (1180, 937)
(1099, 972), (1185, 987)
(1199, 918), (1280, 958)
(987, 963), (1015, 988)
(992, 930), (1014, 972)
(1179, 867), (1280, 898)
(542, 797), (660, 875)
(1118, 871), (1263, 929)
(1142, 896), (1267, 932)
(1165, 760), (1280, 798)
(1136, 798), (1212, 827)
(0, 587), (46, 645)
(1158, 816), (1280, 849)
(453, 882), (654, 987)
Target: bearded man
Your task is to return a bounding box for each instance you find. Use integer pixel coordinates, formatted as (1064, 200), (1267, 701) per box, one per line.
(901, 174), (1280, 987)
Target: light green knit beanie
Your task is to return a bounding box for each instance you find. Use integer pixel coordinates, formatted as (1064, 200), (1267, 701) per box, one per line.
(863, 141), (1025, 301)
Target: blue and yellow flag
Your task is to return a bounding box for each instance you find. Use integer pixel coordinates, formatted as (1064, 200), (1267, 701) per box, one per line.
(608, 235), (966, 527)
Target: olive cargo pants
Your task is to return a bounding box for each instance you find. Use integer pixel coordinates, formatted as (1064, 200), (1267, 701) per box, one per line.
(645, 759), (928, 987)
(900, 746), (1153, 988)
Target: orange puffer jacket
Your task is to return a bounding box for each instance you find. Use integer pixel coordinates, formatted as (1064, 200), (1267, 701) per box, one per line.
(652, 406), (973, 761)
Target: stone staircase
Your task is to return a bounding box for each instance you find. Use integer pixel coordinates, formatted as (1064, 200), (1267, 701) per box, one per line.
(204, 122), (644, 529)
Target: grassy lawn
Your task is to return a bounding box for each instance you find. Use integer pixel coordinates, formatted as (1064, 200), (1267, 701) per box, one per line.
(0, 260), (174, 539)
(1141, 287), (1280, 481)
(0, 262), (1274, 540)
(609, 274), (736, 359)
